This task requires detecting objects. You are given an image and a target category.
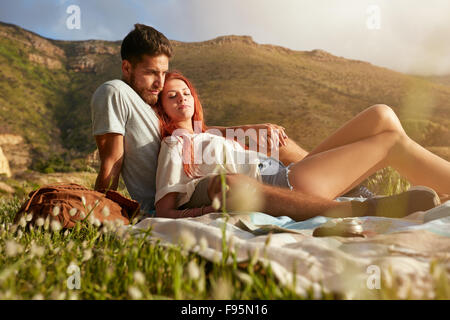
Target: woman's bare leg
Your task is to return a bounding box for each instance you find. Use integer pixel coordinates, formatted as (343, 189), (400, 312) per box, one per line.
(288, 130), (450, 199)
(306, 104), (405, 158)
(276, 104), (401, 166)
(277, 138), (309, 165)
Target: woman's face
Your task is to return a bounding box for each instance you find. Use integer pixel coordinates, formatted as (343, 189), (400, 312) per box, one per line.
(161, 79), (195, 123)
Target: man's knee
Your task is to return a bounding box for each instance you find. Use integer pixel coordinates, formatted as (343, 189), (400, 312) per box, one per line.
(207, 174), (244, 198)
(207, 174), (260, 199)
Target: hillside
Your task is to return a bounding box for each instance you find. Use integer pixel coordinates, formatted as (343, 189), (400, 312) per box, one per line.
(0, 21), (449, 177)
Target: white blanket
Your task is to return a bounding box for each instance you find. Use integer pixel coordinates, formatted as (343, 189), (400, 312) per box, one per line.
(128, 201), (450, 299)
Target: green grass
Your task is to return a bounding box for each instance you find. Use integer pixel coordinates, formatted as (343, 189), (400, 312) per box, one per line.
(0, 169), (449, 300)
(0, 195), (318, 300)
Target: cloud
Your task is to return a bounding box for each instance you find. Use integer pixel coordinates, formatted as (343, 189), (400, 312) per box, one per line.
(1, 0), (449, 75)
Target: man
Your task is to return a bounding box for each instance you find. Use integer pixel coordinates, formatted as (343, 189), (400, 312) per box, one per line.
(91, 24), (439, 221)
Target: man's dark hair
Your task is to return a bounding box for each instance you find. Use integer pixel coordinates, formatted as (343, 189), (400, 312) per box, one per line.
(121, 24), (173, 64)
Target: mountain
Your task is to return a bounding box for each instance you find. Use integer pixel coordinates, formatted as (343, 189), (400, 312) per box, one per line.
(0, 21), (449, 176)
(427, 75), (450, 86)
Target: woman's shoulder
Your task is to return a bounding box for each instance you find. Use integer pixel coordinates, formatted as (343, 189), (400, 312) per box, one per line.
(161, 135), (184, 148)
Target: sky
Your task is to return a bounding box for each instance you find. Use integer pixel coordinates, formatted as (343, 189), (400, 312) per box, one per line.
(1, 0), (450, 76)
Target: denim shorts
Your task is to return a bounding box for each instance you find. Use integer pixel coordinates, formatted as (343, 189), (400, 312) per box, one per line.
(180, 155), (294, 209)
(258, 155), (294, 190)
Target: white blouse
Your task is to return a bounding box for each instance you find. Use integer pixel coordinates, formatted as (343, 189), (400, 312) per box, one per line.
(155, 132), (262, 207)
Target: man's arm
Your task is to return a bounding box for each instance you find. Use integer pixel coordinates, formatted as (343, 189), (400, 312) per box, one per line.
(94, 133), (124, 192)
(208, 123), (309, 164)
(208, 123), (289, 147)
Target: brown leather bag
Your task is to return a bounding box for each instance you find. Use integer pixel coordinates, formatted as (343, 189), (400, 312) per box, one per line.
(14, 183), (140, 229)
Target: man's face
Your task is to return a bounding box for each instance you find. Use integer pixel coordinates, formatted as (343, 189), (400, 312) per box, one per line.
(122, 54), (169, 106)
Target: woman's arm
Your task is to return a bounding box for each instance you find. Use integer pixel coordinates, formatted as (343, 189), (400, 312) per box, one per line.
(155, 192), (215, 218)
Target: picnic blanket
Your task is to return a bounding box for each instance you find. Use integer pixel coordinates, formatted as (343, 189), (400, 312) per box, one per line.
(127, 200), (450, 299)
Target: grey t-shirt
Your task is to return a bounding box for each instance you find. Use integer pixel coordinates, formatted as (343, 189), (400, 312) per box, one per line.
(91, 79), (161, 213)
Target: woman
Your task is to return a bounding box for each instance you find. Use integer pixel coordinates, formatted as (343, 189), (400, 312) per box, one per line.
(154, 72), (450, 219)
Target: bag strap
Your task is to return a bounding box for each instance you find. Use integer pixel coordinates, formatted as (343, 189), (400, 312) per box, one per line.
(105, 190), (140, 219)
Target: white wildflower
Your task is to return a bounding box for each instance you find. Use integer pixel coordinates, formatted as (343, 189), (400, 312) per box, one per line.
(17, 230), (23, 239)
(88, 214), (96, 225)
(51, 220), (62, 232)
(68, 292), (79, 300)
(102, 220), (113, 233)
(395, 275), (411, 299)
(187, 260), (201, 280)
(114, 219), (124, 228)
(50, 290), (66, 300)
(211, 196), (221, 211)
(32, 293), (44, 300)
(36, 217), (44, 227)
(250, 247), (260, 266)
(81, 196), (86, 206)
(179, 229), (196, 250)
(52, 206), (60, 217)
(93, 218), (101, 228)
(199, 236), (209, 251)
(69, 208), (77, 217)
(66, 241), (75, 251)
(116, 226), (126, 238)
(382, 270), (393, 288)
(26, 212), (33, 222)
(128, 286), (142, 299)
(101, 206), (110, 217)
(312, 282), (323, 300)
(30, 243), (45, 257)
(228, 235), (235, 252)
(63, 229), (69, 237)
(234, 270), (253, 286)
(87, 204), (93, 212)
(5, 240), (23, 257)
(19, 216), (27, 228)
(212, 277), (233, 300)
(79, 211), (86, 219)
(44, 216), (50, 231)
(82, 248), (93, 262)
(131, 217), (139, 225)
(133, 271), (146, 285)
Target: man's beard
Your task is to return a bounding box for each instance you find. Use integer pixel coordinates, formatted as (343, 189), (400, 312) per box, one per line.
(129, 73), (159, 106)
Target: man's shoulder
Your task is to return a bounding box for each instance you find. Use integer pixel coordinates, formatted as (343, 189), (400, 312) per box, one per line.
(91, 79), (145, 111)
(93, 79), (132, 96)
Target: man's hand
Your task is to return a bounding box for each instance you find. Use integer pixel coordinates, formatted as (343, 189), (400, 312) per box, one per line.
(94, 133), (124, 192)
(242, 123), (288, 150)
(209, 123), (288, 150)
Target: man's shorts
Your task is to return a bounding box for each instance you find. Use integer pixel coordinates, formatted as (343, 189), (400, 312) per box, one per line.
(179, 155), (294, 209)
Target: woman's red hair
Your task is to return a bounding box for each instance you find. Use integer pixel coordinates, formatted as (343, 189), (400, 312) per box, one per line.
(154, 71), (207, 177)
